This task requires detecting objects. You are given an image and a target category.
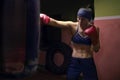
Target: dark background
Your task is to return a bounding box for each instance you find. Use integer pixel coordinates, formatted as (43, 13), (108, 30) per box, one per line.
(40, 0), (94, 49)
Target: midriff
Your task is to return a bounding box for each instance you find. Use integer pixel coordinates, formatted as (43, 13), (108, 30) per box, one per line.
(71, 42), (93, 58)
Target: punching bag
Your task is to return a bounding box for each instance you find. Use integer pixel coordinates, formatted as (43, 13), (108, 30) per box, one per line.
(0, 0), (40, 78)
(0, 0), (5, 73)
(24, 0), (40, 74)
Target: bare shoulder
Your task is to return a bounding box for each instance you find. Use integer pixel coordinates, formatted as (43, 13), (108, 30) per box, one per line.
(49, 18), (77, 29)
(67, 22), (78, 35)
(68, 21), (78, 29)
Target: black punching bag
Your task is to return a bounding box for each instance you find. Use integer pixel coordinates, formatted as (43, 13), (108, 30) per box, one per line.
(0, 0), (5, 73)
(1, 0), (40, 78)
(24, 0), (40, 73)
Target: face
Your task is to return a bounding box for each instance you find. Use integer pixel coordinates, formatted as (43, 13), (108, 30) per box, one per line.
(77, 16), (90, 29)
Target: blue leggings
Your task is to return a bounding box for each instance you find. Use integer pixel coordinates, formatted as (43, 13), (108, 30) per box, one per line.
(67, 57), (98, 80)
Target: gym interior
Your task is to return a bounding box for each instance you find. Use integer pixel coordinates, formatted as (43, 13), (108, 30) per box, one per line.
(0, 0), (120, 80)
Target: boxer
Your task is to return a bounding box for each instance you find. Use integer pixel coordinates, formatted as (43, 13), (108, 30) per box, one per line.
(40, 8), (100, 80)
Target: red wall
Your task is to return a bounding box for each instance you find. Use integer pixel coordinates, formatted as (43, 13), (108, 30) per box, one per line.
(94, 18), (120, 80)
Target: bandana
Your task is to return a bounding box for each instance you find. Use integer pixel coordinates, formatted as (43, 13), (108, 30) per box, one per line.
(77, 8), (92, 21)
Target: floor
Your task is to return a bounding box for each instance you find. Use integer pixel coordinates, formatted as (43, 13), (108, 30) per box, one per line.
(0, 63), (82, 80)
(0, 66), (66, 80)
(22, 67), (67, 80)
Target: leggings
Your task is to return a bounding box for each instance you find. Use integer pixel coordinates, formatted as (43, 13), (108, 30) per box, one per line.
(67, 57), (98, 80)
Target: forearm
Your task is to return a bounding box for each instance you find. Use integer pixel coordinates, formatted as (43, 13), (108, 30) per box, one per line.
(84, 25), (100, 52)
(91, 35), (100, 53)
(40, 13), (75, 29)
(48, 18), (72, 28)
(93, 42), (100, 52)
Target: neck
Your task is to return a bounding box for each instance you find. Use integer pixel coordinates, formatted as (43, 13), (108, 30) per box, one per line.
(82, 23), (91, 30)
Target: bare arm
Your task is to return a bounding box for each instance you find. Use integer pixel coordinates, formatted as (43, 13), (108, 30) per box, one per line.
(48, 18), (77, 29)
(91, 27), (100, 53)
(84, 25), (100, 52)
(40, 13), (77, 29)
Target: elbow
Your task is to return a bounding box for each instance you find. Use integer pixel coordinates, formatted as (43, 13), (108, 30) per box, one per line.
(93, 44), (100, 53)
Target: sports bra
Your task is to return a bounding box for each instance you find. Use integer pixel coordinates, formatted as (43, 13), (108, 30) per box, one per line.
(71, 27), (92, 45)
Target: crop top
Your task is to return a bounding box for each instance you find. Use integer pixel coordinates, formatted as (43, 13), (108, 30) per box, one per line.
(71, 28), (92, 45)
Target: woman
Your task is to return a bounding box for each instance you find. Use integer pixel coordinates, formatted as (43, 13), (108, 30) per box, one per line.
(40, 8), (100, 80)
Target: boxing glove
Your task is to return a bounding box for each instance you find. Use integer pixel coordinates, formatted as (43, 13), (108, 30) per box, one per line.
(84, 25), (97, 37)
(40, 13), (50, 24)
(84, 25), (99, 46)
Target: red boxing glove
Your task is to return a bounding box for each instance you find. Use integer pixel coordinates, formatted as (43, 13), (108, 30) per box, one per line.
(40, 13), (50, 24)
(84, 25), (98, 45)
(84, 25), (97, 36)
